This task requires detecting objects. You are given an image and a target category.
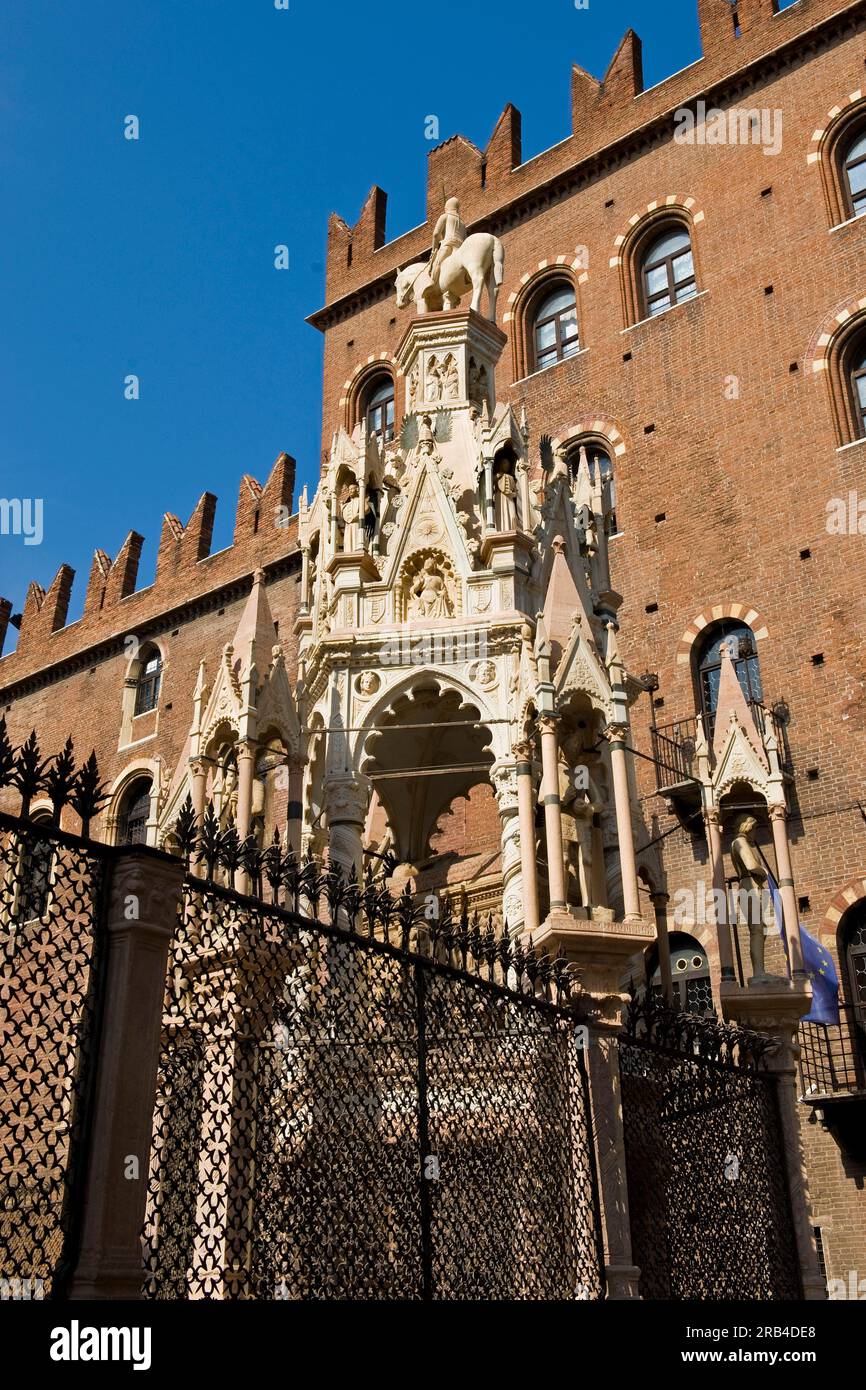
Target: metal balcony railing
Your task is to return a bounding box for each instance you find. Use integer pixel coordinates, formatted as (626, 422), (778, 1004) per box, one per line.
(799, 1005), (866, 1101)
(651, 716), (698, 791)
(651, 699), (792, 795)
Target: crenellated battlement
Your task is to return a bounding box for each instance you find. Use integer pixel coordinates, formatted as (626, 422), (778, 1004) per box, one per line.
(0, 452), (298, 676)
(312, 0), (854, 322)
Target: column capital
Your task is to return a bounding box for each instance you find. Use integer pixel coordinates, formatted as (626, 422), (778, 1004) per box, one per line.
(604, 722), (629, 746)
(537, 712), (559, 737)
(491, 763), (519, 814)
(767, 801), (787, 823)
(323, 774), (370, 826)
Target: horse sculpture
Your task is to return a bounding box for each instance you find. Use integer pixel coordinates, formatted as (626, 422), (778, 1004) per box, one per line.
(395, 232), (504, 320)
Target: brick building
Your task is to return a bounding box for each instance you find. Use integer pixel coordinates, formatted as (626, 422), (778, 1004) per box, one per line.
(1, 0), (864, 1292)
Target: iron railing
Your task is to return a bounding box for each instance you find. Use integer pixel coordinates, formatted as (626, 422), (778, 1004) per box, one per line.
(799, 1005), (866, 1099)
(618, 992), (801, 1301)
(0, 722), (112, 1299)
(141, 854), (606, 1301)
(651, 716), (699, 790)
(651, 699), (791, 794)
(0, 811), (110, 1299)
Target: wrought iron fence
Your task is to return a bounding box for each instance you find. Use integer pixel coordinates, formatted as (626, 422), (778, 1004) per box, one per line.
(0, 723), (111, 1300)
(619, 993), (801, 1301)
(142, 834), (606, 1301)
(0, 812), (109, 1299)
(799, 1005), (866, 1098)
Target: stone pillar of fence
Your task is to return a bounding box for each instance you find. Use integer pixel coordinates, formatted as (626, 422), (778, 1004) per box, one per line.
(70, 846), (184, 1300)
(721, 980), (827, 1301)
(533, 914), (655, 1299)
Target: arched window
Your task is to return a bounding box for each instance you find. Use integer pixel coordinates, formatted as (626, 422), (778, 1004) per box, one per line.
(118, 778), (152, 845)
(850, 340), (866, 438)
(363, 375), (395, 443)
(134, 645), (162, 716)
(842, 903), (866, 1024)
(641, 226), (697, 317)
(18, 813), (53, 921)
(694, 621), (762, 735)
(567, 441), (619, 535)
(649, 932), (713, 1014)
(842, 127), (866, 220)
(532, 283), (579, 370)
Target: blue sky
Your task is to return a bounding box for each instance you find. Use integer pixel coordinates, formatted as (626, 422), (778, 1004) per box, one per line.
(0, 0), (707, 636)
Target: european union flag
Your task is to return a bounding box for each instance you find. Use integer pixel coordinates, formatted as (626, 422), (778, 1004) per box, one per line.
(766, 871), (840, 1025)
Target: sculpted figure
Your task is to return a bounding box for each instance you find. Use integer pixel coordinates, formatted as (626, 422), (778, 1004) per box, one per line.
(407, 363), (419, 408)
(411, 557), (451, 619)
(429, 197), (467, 291)
(427, 357), (442, 401)
(730, 812), (777, 983)
(340, 482), (361, 551)
(558, 752), (591, 907)
(442, 353), (459, 399)
(418, 413), (438, 458)
(394, 195), (505, 319)
(468, 358), (488, 409)
(495, 470), (519, 530)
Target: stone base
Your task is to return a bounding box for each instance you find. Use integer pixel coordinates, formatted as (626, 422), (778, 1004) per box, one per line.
(480, 528), (536, 570)
(604, 1262), (641, 1301)
(532, 910), (656, 1021)
(327, 549), (380, 583)
(720, 976), (812, 1031)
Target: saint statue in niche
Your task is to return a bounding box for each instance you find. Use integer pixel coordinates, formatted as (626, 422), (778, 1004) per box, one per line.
(340, 482), (361, 551)
(495, 470), (519, 530)
(410, 557), (452, 619)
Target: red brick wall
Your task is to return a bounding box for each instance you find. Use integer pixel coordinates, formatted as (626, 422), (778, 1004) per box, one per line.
(309, 0), (866, 1282)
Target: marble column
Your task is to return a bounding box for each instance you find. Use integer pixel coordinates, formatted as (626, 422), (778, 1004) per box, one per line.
(70, 848), (184, 1298)
(190, 757), (209, 878)
(606, 725), (641, 921)
(704, 805), (736, 982)
(587, 1022), (641, 1299)
(494, 764), (523, 936)
(769, 803), (807, 980)
(286, 756), (305, 859)
(300, 545), (310, 615)
(650, 889), (674, 1005)
(538, 715), (567, 915)
(514, 743), (540, 936)
(324, 776), (369, 883)
(235, 741), (256, 841)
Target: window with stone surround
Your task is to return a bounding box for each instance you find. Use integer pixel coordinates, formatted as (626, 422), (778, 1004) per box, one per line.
(531, 282), (579, 370)
(362, 373), (395, 443)
(841, 902), (866, 1018)
(565, 438), (618, 536)
(842, 127), (866, 220)
(118, 777), (153, 846)
(640, 226), (697, 318)
(693, 620), (762, 739)
(825, 319), (866, 446)
(134, 645), (163, 716)
(851, 342), (866, 439)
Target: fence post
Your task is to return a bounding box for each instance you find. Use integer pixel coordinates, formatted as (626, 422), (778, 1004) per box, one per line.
(532, 916), (654, 1299)
(69, 846), (184, 1299)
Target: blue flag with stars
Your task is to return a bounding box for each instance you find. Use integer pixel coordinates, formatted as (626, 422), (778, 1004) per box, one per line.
(766, 871), (840, 1024)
